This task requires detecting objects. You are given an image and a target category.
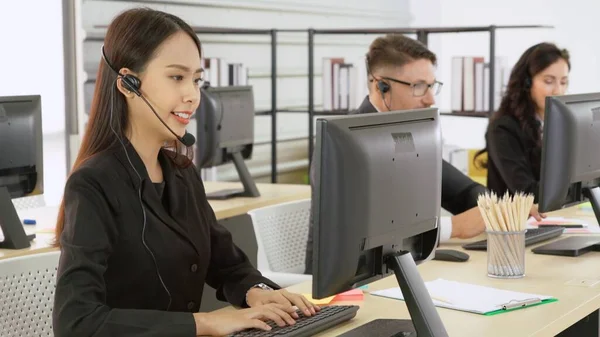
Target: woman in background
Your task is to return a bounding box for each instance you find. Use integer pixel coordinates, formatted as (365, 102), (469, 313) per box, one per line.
(475, 42), (570, 201)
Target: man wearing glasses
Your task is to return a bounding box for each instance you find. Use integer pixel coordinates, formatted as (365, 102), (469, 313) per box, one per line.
(353, 34), (486, 245)
(304, 34), (544, 274)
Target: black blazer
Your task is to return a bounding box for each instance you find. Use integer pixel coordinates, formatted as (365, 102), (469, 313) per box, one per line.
(52, 143), (279, 337)
(304, 97), (486, 273)
(485, 114), (541, 201)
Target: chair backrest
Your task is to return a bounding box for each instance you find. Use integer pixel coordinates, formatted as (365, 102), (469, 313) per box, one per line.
(468, 149), (487, 178)
(0, 250), (60, 336)
(248, 199), (311, 274)
(12, 195), (47, 211)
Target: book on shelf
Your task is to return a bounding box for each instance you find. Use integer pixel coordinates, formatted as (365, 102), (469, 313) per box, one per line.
(202, 57), (248, 87)
(322, 56), (368, 112)
(451, 55), (509, 113)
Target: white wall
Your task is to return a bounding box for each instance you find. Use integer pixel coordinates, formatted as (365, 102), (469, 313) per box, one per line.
(545, 0), (600, 96)
(0, 0), (66, 206)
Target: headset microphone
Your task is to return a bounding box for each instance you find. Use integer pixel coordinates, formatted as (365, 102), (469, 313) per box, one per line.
(137, 94), (197, 147)
(179, 132), (196, 147)
(101, 45), (196, 147)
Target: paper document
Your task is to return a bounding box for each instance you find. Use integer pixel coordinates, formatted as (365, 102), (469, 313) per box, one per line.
(371, 279), (556, 315)
(527, 216), (600, 234)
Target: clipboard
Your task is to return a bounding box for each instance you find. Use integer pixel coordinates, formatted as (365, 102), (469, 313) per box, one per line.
(371, 279), (558, 316)
(485, 297), (558, 316)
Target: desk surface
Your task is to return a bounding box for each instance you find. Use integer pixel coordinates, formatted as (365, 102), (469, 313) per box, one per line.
(0, 182), (310, 260)
(222, 206), (600, 337)
(205, 182), (310, 220)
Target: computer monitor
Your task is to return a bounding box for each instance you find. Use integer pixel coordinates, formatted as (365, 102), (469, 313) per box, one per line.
(0, 95), (43, 249)
(538, 92), (600, 220)
(312, 108), (448, 336)
(189, 85), (259, 200)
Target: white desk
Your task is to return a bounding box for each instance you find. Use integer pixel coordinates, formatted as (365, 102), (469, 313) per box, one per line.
(217, 205), (600, 337)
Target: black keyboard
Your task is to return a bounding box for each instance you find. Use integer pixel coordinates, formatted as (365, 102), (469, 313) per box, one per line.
(230, 305), (359, 337)
(462, 227), (565, 251)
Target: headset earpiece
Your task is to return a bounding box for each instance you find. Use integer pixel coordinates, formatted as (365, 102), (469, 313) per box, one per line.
(376, 79), (392, 112)
(101, 45), (141, 96)
(524, 76), (532, 89)
(377, 80), (390, 94)
(121, 74), (142, 96)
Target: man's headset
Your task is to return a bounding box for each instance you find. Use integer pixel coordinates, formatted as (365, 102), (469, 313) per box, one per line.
(377, 80), (391, 94)
(366, 56), (392, 111)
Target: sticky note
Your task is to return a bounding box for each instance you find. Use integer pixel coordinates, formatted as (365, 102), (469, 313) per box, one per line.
(303, 294), (335, 305)
(332, 288), (364, 302)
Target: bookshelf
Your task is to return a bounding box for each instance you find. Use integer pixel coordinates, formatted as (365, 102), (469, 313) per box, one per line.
(83, 24), (552, 183)
(305, 25), (553, 171)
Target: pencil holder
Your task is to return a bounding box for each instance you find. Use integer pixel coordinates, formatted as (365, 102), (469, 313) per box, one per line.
(486, 229), (526, 279)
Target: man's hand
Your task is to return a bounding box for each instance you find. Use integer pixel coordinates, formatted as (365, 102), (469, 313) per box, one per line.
(529, 204), (546, 221)
(450, 206), (486, 239)
(451, 202), (546, 239)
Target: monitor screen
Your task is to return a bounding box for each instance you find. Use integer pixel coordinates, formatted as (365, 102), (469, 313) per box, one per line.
(312, 108), (441, 298)
(539, 92), (600, 212)
(0, 95), (43, 198)
(191, 86), (254, 169)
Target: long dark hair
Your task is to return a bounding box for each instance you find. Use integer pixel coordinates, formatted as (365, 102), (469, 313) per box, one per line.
(474, 42), (570, 168)
(54, 8), (202, 246)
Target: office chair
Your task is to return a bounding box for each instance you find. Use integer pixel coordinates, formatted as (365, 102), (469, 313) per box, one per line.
(248, 199), (313, 287)
(12, 195), (47, 211)
(0, 250), (60, 336)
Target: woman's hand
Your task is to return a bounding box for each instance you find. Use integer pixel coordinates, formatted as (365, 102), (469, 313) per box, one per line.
(246, 288), (321, 317)
(193, 303), (298, 336)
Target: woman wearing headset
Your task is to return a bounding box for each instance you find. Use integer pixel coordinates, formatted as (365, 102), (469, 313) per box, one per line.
(52, 8), (318, 337)
(475, 43), (570, 201)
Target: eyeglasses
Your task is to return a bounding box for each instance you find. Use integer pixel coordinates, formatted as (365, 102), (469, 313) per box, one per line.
(380, 76), (443, 97)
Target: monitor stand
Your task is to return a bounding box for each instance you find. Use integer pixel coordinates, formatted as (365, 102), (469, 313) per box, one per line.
(582, 186), (600, 223)
(0, 186), (35, 249)
(339, 251), (449, 337)
(206, 151), (261, 200)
